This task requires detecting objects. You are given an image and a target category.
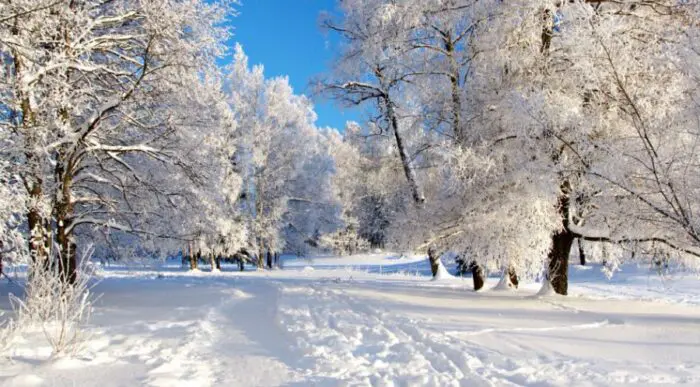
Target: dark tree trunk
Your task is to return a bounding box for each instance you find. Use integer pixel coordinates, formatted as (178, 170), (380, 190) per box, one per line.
(215, 256), (221, 270)
(547, 181), (574, 295)
(266, 251), (272, 269)
(547, 230), (574, 295)
(541, 9), (553, 54)
(238, 258), (244, 271)
(55, 161), (77, 285)
(508, 266), (519, 289)
(188, 242), (197, 270)
(470, 261), (485, 291)
(428, 247), (440, 277)
(375, 68), (424, 204)
(578, 239), (586, 265)
(209, 253), (217, 271)
(191, 249), (201, 270)
(257, 249), (264, 269)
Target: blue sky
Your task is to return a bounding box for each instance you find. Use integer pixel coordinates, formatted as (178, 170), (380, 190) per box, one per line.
(231, 0), (360, 130)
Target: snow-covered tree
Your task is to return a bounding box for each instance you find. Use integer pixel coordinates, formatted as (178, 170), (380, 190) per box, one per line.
(322, 0), (428, 204)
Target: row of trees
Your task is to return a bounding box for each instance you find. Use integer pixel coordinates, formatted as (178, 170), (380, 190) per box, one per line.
(4, 0), (700, 296)
(324, 0), (700, 294)
(0, 0), (343, 282)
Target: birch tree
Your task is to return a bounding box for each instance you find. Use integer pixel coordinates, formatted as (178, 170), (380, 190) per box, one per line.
(322, 0), (427, 204)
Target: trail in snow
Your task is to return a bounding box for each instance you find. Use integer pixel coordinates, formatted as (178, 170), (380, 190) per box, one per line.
(276, 282), (700, 386)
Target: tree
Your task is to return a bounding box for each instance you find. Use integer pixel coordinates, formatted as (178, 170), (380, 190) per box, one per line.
(463, 0), (700, 294)
(322, 0), (426, 204)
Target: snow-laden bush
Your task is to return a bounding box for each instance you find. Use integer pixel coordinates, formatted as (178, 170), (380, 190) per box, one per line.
(6, 247), (97, 356)
(0, 313), (17, 355)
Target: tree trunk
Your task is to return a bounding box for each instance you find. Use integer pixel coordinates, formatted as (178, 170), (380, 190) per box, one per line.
(27, 201), (49, 268)
(541, 9), (553, 54)
(470, 261), (485, 291)
(257, 249), (265, 269)
(508, 265), (519, 289)
(428, 247), (440, 277)
(442, 31), (464, 146)
(578, 239), (586, 266)
(547, 181), (574, 295)
(266, 251), (272, 269)
(210, 253), (217, 271)
(15, 47), (49, 268)
(215, 256), (221, 271)
(189, 245), (199, 270)
(547, 229), (574, 295)
(188, 242), (197, 270)
(376, 69), (424, 204)
(238, 258), (244, 271)
(55, 160), (77, 285)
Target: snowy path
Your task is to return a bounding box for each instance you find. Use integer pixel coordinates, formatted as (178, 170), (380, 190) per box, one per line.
(1, 259), (700, 386)
(277, 281), (700, 386)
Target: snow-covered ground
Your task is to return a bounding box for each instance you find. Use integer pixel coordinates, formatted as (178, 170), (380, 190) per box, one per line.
(1, 254), (699, 386)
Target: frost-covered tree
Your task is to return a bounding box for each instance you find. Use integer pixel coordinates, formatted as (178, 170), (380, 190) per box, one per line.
(329, 122), (407, 252)
(322, 0), (427, 204)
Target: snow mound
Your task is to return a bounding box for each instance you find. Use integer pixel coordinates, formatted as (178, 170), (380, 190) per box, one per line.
(493, 272), (517, 291)
(4, 374), (44, 386)
(535, 280), (561, 297)
(228, 289), (252, 299)
(431, 261), (455, 281)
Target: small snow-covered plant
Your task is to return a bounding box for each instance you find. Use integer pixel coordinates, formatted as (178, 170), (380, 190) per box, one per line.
(9, 247), (98, 356)
(0, 313), (18, 355)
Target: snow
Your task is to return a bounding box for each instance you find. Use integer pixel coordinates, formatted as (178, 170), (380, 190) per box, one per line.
(1, 254), (700, 386)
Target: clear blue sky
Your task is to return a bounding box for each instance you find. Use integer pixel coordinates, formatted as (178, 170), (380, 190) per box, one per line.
(230, 0), (360, 130)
